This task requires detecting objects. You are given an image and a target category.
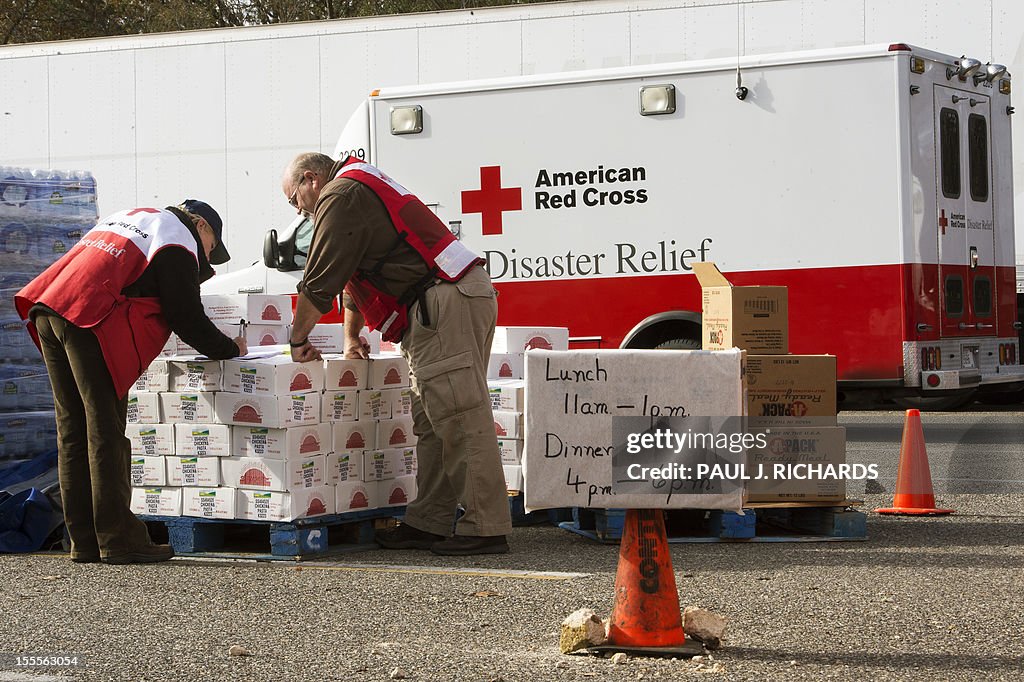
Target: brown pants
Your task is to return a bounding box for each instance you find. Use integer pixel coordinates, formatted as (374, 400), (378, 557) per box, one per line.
(401, 266), (513, 537)
(33, 312), (153, 558)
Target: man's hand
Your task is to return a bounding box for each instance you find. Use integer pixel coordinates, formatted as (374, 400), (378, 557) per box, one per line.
(344, 337), (370, 360)
(292, 341), (323, 363)
(233, 336), (248, 357)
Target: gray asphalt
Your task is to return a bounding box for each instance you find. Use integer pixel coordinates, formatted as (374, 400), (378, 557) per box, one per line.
(1, 407), (1022, 681)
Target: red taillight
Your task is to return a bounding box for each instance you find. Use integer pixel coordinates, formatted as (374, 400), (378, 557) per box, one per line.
(926, 373), (941, 387)
(888, 43), (912, 52)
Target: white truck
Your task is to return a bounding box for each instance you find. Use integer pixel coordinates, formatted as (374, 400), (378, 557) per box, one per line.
(211, 43), (1024, 406)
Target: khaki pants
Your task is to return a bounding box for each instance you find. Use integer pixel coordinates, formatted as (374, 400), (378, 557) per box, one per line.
(33, 312), (154, 558)
(401, 266), (513, 537)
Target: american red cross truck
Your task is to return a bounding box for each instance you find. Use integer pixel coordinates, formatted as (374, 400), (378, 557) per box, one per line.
(208, 43), (1024, 406)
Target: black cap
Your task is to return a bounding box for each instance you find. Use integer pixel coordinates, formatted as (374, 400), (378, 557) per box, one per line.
(180, 199), (230, 265)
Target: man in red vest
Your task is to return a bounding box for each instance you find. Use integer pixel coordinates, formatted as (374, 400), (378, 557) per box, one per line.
(282, 152), (512, 555)
(15, 200), (247, 564)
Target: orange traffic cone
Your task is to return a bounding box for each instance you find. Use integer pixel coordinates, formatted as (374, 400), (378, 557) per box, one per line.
(595, 509), (702, 656)
(875, 409), (954, 515)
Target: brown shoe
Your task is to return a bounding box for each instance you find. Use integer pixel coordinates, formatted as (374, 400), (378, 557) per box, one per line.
(70, 552), (101, 564)
(430, 535), (509, 556)
(101, 543), (175, 565)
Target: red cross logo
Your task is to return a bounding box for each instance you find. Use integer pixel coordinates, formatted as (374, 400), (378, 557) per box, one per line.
(461, 166), (522, 236)
(938, 209), (948, 235)
(127, 207), (159, 216)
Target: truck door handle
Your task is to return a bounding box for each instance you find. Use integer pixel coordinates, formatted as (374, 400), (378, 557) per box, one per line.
(969, 246), (979, 269)
(975, 323), (994, 330)
(916, 323), (934, 332)
(958, 322), (973, 330)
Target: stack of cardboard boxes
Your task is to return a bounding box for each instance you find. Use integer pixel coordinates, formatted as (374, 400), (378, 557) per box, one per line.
(694, 263), (844, 504)
(486, 327), (570, 493)
(127, 302), (418, 523)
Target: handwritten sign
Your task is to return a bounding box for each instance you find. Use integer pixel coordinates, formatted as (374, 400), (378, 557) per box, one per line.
(523, 349), (747, 511)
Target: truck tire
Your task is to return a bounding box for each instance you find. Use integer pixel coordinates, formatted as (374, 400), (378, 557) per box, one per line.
(654, 338), (702, 350)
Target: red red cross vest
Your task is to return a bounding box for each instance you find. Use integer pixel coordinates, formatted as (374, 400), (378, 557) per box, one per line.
(15, 208), (199, 398)
(335, 157), (483, 341)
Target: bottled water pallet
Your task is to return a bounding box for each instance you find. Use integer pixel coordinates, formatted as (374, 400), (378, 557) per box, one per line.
(560, 502), (867, 544)
(139, 507), (402, 561)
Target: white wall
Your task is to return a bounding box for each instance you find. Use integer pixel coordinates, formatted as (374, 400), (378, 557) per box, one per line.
(1, 0), (1023, 272)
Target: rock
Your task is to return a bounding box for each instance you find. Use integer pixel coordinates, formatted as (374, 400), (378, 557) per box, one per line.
(683, 606), (727, 650)
(611, 653), (628, 665)
(228, 645), (250, 657)
(559, 608), (608, 654)
(390, 667), (410, 679)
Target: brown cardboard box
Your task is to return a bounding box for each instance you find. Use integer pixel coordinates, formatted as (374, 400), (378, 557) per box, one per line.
(746, 426), (846, 502)
(747, 354), (837, 425)
(693, 262), (788, 354)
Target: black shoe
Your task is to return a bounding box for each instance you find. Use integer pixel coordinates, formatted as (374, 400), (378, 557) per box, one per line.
(101, 544), (175, 565)
(375, 524), (445, 550)
(430, 535), (509, 556)
(70, 552), (100, 564)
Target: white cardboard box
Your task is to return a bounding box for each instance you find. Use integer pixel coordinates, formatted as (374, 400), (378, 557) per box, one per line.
(133, 360), (169, 392)
(159, 392), (218, 423)
(487, 353), (525, 380)
(362, 448), (417, 482)
(492, 410), (523, 439)
(359, 390), (392, 421)
(325, 451), (364, 484)
(215, 391), (320, 429)
(236, 487), (333, 522)
(130, 487), (182, 516)
(333, 422), (377, 452)
(130, 455), (166, 486)
(126, 392), (161, 423)
(247, 324), (290, 346)
(201, 293), (294, 325)
(322, 390), (360, 422)
(167, 358), (222, 392)
(498, 438), (524, 465)
(487, 380), (525, 412)
(174, 423), (231, 457)
(336, 480), (377, 513)
(368, 354), (410, 389)
(376, 416), (417, 449)
(323, 356), (369, 390)
(171, 323), (245, 356)
(309, 324), (347, 353)
(503, 465), (523, 492)
(379, 475), (418, 507)
(223, 355), (324, 395)
(182, 487), (236, 520)
(126, 423), (175, 456)
(231, 423), (330, 459)
(491, 327), (570, 353)
(387, 387), (414, 417)
(166, 456), (222, 487)
(222, 455), (325, 492)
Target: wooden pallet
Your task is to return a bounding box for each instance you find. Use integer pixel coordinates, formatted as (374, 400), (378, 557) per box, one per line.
(140, 508), (401, 561)
(560, 501), (867, 544)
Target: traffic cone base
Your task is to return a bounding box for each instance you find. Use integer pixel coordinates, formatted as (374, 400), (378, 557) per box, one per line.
(874, 409), (954, 516)
(604, 509), (701, 657)
(586, 642), (705, 658)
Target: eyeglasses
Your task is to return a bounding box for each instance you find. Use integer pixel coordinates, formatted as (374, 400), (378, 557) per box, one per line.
(288, 176), (308, 209)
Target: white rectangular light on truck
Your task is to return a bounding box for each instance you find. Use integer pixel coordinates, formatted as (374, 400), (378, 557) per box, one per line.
(639, 84), (675, 115)
(390, 105), (423, 134)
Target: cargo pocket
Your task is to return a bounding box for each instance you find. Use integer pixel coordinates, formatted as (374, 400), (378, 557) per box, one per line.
(414, 350), (486, 424)
(456, 278), (496, 300)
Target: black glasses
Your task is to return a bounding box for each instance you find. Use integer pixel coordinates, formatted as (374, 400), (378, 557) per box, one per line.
(288, 176), (308, 209)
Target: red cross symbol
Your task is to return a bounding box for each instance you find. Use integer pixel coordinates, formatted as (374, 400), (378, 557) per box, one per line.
(461, 166), (522, 236)
(938, 209), (948, 235)
(127, 207), (159, 216)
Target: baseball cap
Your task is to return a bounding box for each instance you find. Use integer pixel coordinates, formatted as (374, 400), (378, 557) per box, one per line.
(180, 199), (230, 265)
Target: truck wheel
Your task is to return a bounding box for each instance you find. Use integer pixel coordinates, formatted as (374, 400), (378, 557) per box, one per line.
(892, 390), (978, 412)
(654, 338), (702, 350)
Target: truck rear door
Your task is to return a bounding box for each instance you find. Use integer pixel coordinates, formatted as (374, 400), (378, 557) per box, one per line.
(934, 84), (996, 350)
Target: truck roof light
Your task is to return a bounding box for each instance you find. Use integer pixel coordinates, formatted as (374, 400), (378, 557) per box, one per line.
(910, 56), (926, 74)
(639, 84), (676, 116)
(947, 55), (982, 81)
(888, 43), (912, 52)
(974, 62), (1007, 85)
(1000, 78), (1012, 95)
(390, 105), (423, 135)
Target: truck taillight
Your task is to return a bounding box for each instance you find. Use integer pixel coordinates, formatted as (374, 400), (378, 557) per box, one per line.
(920, 346), (942, 371)
(998, 343), (1018, 365)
